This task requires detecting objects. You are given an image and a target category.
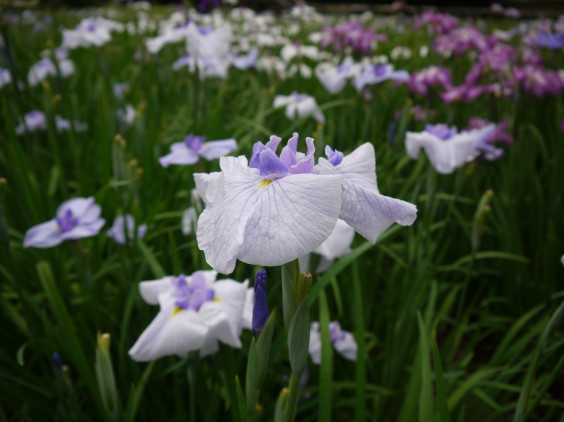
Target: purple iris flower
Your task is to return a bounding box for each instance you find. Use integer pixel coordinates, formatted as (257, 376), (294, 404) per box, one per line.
(414, 10), (459, 35)
(252, 269), (268, 338)
(159, 135), (237, 167)
(514, 65), (564, 97)
(409, 66), (452, 96)
(320, 22), (386, 55)
(23, 197), (105, 248)
(536, 31), (564, 49)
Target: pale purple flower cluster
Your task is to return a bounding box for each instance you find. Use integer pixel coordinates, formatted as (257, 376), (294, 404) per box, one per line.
(320, 22), (387, 55)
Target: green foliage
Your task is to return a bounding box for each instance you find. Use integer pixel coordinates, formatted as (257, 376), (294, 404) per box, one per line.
(0, 5), (563, 422)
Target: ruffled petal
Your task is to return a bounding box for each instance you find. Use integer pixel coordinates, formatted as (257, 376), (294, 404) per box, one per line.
(194, 171), (225, 208)
(139, 277), (176, 304)
(198, 139), (237, 161)
(213, 279), (249, 334)
(197, 301), (242, 348)
(318, 143), (417, 243)
(23, 220), (63, 248)
(197, 157), (343, 274)
(128, 302), (209, 361)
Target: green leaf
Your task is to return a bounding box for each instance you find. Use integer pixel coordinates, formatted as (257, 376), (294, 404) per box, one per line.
(318, 291), (332, 422)
(36, 261), (108, 420)
(256, 308), (277, 387)
(288, 297), (310, 375)
(310, 225), (401, 303)
(514, 299), (564, 422)
(137, 239), (166, 279)
(124, 362), (155, 422)
(95, 333), (120, 421)
(235, 376), (249, 422)
(432, 334), (450, 422)
(245, 340), (259, 418)
(416, 312), (434, 422)
(281, 260), (299, 332)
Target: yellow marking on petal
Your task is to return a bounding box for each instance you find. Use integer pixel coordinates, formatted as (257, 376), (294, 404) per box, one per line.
(256, 179), (272, 192)
(172, 306), (183, 316)
(214, 297), (222, 302)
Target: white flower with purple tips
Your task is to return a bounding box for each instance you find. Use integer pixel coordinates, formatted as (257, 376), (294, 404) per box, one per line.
(309, 321), (357, 364)
(405, 123), (496, 174)
(128, 271), (253, 361)
(315, 57), (361, 94)
(107, 214), (148, 244)
(23, 197), (105, 248)
(195, 133), (417, 274)
(273, 93), (325, 123)
(159, 135), (237, 167)
(354, 63), (409, 91)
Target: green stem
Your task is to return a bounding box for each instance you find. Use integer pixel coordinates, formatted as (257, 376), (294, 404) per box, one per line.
(284, 372), (301, 422)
